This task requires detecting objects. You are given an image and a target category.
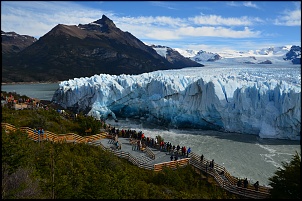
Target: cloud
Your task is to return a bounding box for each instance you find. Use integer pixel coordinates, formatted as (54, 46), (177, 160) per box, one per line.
(226, 1), (260, 9)
(116, 16), (186, 27)
(243, 1), (259, 9)
(274, 7), (301, 26)
(1, 1), (111, 37)
(176, 26), (261, 38)
(189, 15), (263, 26)
(226, 1), (240, 7)
(149, 1), (177, 10)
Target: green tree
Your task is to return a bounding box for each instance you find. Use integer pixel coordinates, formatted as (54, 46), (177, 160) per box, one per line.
(75, 114), (101, 136)
(268, 151), (300, 199)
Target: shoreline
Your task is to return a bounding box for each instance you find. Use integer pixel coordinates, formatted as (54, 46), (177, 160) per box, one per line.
(1, 81), (62, 85)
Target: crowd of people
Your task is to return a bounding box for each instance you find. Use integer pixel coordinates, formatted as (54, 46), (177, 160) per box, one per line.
(105, 122), (260, 191)
(105, 124), (192, 160)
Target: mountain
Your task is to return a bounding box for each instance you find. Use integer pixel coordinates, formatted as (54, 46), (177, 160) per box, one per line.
(1, 30), (37, 55)
(190, 50), (222, 62)
(150, 45), (204, 68)
(283, 45), (301, 64)
(2, 15), (202, 83)
(177, 45), (300, 65)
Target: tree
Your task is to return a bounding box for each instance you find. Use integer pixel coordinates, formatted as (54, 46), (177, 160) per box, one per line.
(268, 151), (300, 199)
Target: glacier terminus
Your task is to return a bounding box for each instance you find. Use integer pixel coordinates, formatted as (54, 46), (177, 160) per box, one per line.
(52, 64), (301, 140)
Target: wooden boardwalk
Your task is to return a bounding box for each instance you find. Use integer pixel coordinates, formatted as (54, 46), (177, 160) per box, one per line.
(2, 122), (272, 199)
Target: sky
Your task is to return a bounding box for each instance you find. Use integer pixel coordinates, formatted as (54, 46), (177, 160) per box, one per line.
(1, 1), (301, 53)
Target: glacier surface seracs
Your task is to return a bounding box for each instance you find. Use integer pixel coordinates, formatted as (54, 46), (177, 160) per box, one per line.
(52, 64), (301, 140)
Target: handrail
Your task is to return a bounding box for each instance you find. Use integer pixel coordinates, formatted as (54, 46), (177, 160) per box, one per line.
(189, 151), (271, 199)
(144, 146), (155, 160)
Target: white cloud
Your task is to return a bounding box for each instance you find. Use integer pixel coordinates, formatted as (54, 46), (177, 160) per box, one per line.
(243, 1), (259, 9)
(150, 1), (178, 10)
(1, 1), (111, 37)
(227, 1), (260, 9)
(145, 29), (181, 40)
(189, 15), (263, 26)
(116, 16), (186, 27)
(177, 26), (261, 38)
(226, 1), (240, 7)
(274, 8), (301, 26)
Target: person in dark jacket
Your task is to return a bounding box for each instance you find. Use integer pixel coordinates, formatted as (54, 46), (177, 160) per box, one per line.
(253, 181), (259, 191)
(243, 178), (248, 188)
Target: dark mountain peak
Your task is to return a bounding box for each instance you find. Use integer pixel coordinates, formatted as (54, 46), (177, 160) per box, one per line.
(78, 15), (117, 33)
(93, 15), (115, 27)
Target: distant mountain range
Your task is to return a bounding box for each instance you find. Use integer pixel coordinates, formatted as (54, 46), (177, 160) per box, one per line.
(2, 15), (300, 83)
(1, 15), (202, 83)
(2, 31), (37, 55)
(171, 45), (301, 65)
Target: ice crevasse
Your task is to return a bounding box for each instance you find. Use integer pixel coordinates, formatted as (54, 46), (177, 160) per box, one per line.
(52, 66), (301, 140)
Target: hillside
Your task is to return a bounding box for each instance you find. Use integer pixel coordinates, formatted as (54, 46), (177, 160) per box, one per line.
(1, 30), (37, 55)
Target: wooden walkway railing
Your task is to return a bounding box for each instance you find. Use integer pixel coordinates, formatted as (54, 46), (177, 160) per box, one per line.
(2, 122), (272, 199)
(2, 122), (107, 144)
(154, 158), (190, 172)
(189, 152), (271, 199)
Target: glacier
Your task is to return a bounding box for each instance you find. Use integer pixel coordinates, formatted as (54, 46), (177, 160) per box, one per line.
(52, 64), (301, 140)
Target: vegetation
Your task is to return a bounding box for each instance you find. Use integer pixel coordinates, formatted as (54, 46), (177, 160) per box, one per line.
(268, 151), (301, 199)
(1, 91), (103, 136)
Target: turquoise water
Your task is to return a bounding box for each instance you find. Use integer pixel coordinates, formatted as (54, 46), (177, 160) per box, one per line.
(1, 83), (59, 101)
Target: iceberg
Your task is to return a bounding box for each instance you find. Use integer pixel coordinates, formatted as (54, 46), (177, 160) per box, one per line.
(52, 64), (301, 140)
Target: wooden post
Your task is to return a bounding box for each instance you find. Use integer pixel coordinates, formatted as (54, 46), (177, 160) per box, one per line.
(51, 144), (55, 199)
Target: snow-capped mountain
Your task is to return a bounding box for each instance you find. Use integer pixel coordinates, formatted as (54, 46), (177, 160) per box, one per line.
(52, 64), (301, 140)
(176, 45), (300, 65)
(283, 45), (301, 64)
(247, 46), (292, 56)
(191, 50), (222, 62)
(174, 48), (198, 58)
(149, 45), (203, 68)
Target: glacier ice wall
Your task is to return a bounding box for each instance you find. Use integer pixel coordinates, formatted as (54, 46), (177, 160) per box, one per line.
(52, 65), (301, 140)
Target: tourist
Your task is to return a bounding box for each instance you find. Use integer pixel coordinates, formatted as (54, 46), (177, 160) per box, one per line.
(38, 128), (41, 142)
(137, 140), (140, 151)
(253, 181), (259, 191)
(41, 128), (44, 140)
(170, 155), (173, 161)
(200, 154), (204, 162)
(186, 147), (191, 157)
(243, 178), (248, 188)
(237, 179), (242, 187)
(206, 161), (209, 173)
(211, 159), (214, 169)
(176, 144), (180, 154)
